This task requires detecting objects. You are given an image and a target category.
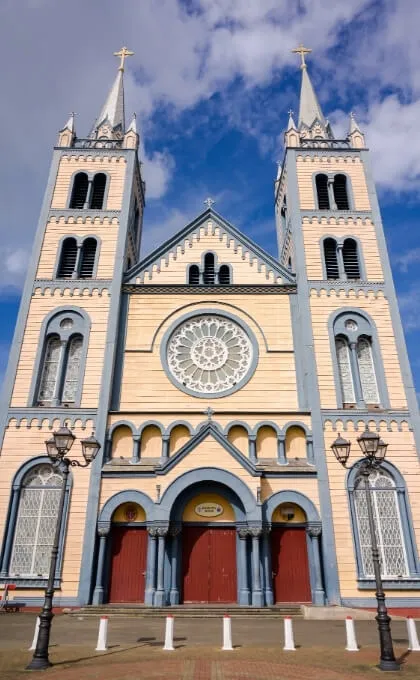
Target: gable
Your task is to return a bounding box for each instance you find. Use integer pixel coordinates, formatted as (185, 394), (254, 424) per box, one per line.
(125, 209), (295, 285)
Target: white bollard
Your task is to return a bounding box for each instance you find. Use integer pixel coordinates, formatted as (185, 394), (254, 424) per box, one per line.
(222, 614), (233, 651)
(29, 617), (40, 651)
(345, 616), (359, 652)
(163, 615), (175, 651)
(95, 616), (108, 651)
(407, 617), (420, 651)
(283, 616), (296, 651)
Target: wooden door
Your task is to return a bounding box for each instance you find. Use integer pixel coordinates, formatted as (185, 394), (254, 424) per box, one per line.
(182, 526), (237, 603)
(271, 527), (311, 603)
(108, 527), (147, 603)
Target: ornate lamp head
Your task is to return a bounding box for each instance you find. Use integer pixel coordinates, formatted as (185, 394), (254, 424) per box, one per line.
(80, 432), (101, 464)
(357, 428), (380, 460)
(52, 425), (75, 456)
(331, 433), (351, 466)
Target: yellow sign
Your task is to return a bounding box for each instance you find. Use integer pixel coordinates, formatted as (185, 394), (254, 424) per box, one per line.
(195, 503), (224, 518)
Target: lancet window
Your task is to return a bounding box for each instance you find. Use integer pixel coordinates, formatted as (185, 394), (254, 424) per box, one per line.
(323, 237), (361, 280)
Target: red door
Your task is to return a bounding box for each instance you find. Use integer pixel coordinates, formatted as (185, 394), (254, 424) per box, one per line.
(271, 527), (311, 603)
(182, 526), (237, 603)
(108, 527), (147, 603)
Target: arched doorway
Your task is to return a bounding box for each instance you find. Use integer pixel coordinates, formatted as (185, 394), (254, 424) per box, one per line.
(108, 502), (148, 603)
(270, 502), (311, 603)
(181, 492), (237, 604)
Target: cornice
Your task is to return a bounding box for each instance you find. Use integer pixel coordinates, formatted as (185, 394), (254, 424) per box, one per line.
(33, 280), (112, 296)
(48, 209), (120, 224)
(7, 408), (97, 428)
(123, 284), (297, 295)
(301, 210), (372, 223)
(309, 281), (385, 297)
(322, 410), (411, 431)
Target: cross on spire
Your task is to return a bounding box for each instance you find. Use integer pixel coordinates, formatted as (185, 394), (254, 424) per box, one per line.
(114, 46), (134, 72)
(291, 43), (312, 69)
(204, 197), (215, 209)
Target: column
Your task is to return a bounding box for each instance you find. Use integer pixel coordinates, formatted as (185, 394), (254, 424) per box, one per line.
(169, 525), (181, 605)
(0, 489), (19, 576)
(262, 526), (273, 606)
(327, 177), (337, 210)
(144, 528), (158, 605)
(277, 435), (287, 465)
(160, 435), (170, 465)
(250, 527), (263, 606)
(307, 524), (325, 605)
(131, 435), (141, 464)
(154, 526), (168, 606)
(84, 178), (93, 209)
(349, 341), (365, 407)
(104, 437), (112, 463)
(249, 435), (257, 464)
(237, 528), (251, 605)
(92, 526), (110, 605)
(51, 340), (67, 407)
(72, 244), (82, 279)
(306, 436), (314, 464)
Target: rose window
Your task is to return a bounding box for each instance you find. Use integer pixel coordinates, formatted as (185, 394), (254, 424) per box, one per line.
(166, 315), (254, 396)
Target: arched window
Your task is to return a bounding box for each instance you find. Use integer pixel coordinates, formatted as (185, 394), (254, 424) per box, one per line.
(335, 336), (356, 404)
(69, 173), (89, 209)
(57, 238), (78, 278)
(203, 253), (215, 285)
(333, 174), (350, 210)
(79, 238), (97, 278)
(34, 311), (88, 407)
(315, 174), (330, 210)
(9, 465), (64, 577)
(352, 469), (408, 577)
(323, 238), (339, 279)
(218, 265), (231, 284)
(357, 336), (379, 404)
(89, 173), (106, 209)
(188, 264), (200, 285)
(342, 238), (360, 279)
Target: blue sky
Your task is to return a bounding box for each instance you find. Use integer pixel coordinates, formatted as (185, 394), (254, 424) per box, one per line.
(0, 0), (420, 399)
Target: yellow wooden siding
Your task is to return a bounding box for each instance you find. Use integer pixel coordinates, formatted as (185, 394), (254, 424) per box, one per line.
(51, 156), (126, 210)
(111, 426), (133, 459)
(141, 425), (161, 458)
(261, 476), (320, 508)
(182, 493), (235, 522)
(227, 426), (249, 455)
(296, 156), (370, 211)
(10, 291), (110, 408)
(256, 426), (277, 458)
(324, 423), (420, 597)
(36, 219), (119, 279)
(285, 426), (306, 458)
(169, 425), (190, 455)
(302, 218), (384, 281)
(310, 292), (407, 409)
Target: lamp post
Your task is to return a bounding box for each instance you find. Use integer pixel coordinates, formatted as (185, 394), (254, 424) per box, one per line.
(331, 428), (399, 672)
(26, 426), (100, 671)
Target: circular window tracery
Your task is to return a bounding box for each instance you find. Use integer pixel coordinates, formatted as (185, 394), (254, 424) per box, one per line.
(165, 314), (255, 397)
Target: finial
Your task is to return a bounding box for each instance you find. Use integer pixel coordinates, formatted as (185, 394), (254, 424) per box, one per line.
(288, 109), (294, 117)
(291, 43), (312, 69)
(204, 197), (215, 209)
(114, 46), (134, 72)
(127, 112), (137, 133)
(204, 406), (215, 422)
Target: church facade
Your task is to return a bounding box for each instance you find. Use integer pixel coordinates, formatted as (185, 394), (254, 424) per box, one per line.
(0, 48), (419, 610)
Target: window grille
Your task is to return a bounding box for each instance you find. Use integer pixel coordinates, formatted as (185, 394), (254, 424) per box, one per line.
(343, 238), (360, 279)
(315, 174), (330, 209)
(61, 336), (83, 403)
(69, 173), (89, 209)
(188, 264), (200, 285)
(89, 173), (106, 209)
(57, 238), (77, 278)
(79, 238), (97, 278)
(357, 337), (379, 404)
(333, 174), (350, 210)
(203, 253), (215, 285)
(354, 470), (408, 577)
(218, 265), (231, 284)
(37, 336), (61, 404)
(9, 465), (63, 578)
(335, 337), (355, 403)
(323, 238), (339, 279)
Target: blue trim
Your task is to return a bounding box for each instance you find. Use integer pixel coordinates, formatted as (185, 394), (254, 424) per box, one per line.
(290, 295), (307, 408)
(54, 234), (101, 279)
(262, 490), (321, 523)
(342, 597), (420, 607)
(168, 481), (246, 523)
(319, 234), (366, 281)
(166, 420), (194, 436)
(110, 292), (129, 410)
(312, 171), (355, 211)
(224, 421), (253, 436)
(66, 170), (111, 211)
(97, 489), (155, 529)
(159, 308), (259, 399)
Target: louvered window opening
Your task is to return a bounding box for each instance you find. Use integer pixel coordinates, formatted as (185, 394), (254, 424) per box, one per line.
(189, 265), (200, 285)
(57, 238), (77, 278)
(69, 173), (88, 209)
(79, 238), (97, 278)
(218, 265), (231, 284)
(9, 465), (63, 578)
(324, 238), (339, 279)
(316, 174), (330, 209)
(203, 253), (215, 285)
(90, 173), (106, 209)
(333, 174), (350, 210)
(343, 239), (360, 279)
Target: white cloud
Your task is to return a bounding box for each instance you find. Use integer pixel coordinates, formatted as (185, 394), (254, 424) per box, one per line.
(0, 248), (30, 291)
(397, 287), (420, 332)
(393, 248), (420, 272)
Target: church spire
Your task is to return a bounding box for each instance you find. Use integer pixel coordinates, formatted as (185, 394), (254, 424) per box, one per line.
(291, 44), (326, 129)
(90, 46), (134, 139)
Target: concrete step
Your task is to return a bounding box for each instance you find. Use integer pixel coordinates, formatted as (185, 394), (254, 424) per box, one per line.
(71, 605), (303, 618)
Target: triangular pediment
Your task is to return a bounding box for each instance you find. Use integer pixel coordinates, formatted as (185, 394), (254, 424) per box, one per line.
(156, 422), (259, 476)
(125, 208), (295, 285)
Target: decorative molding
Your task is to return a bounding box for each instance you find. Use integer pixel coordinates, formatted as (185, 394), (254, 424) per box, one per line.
(123, 284), (297, 295)
(33, 280), (112, 296)
(296, 149), (361, 159)
(309, 281), (385, 297)
(48, 210), (120, 224)
(301, 210), (372, 223)
(322, 410), (411, 431)
(55, 147), (127, 159)
(7, 408), (97, 428)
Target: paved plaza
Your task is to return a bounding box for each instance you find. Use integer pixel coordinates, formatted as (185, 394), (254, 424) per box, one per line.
(0, 614), (418, 679)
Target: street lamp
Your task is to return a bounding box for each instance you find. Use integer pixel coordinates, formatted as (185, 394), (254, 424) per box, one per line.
(26, 426), (100, 671)
(331, 428), (399, 672)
